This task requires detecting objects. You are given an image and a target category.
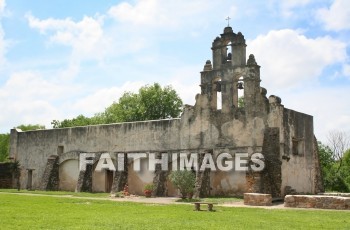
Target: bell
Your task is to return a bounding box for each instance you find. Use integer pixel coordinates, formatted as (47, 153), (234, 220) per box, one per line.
(237, 82), (244, 89)
(216, 81), (222, 92)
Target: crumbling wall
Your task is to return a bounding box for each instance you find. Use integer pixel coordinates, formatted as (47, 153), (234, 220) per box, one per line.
(260, 127), (282, 198)
(280, 109), (316, 195)
(111, 153), (128, 193)
(76, 164), (94, 192)
(194, 153), (211, 198)
(40, 155), (59, 191)
(152, 161), (168, 197)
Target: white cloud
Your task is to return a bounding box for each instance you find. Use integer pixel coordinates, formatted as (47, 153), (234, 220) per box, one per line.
(0, 23), (6, 67)
(342, 64), (350, 77)
(247, 29), (347, 90)
(71, 81), (145, 115)
(0, 71), (77, 130)
(316, 0), (350, 31)
(107, 0), (217, 29)
(0, 0), (7, 69)
(26, 13), (108, 68)
(281, 86), (350, 143)
(269, 0), (311, 17)
(0, 0), (5, 14)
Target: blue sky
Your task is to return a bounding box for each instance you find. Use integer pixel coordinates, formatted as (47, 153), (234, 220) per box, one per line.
(0, 0), (349, 142)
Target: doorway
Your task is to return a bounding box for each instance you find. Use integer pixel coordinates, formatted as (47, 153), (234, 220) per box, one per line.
(26, 169), (34, 190)
(105, 170), (114, 192)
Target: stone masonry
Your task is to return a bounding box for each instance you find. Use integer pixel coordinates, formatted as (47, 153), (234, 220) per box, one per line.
(244, 193), (272, 206)
(285, 195), (350, 210)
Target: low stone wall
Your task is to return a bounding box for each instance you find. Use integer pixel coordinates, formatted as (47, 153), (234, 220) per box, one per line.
(284, 195), (350, 210)
(244, 193), (272, 206)
(318, 193), (350, 197)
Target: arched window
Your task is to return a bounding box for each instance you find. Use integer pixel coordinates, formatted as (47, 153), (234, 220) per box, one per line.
(226, 42), (232, 63)
(216, 80), (222, 110)
(237, 76), (244, 108)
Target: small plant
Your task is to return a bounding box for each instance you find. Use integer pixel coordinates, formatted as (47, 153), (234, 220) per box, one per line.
(169, 170), (196, 199)
(115, 191), (124, 198)
(143, 183), (154, 198)
(123, 184), (129, 196)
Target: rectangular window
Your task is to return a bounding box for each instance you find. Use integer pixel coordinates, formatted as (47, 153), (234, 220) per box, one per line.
(57, 146), (64, 155)
(292, 138), (304, 156)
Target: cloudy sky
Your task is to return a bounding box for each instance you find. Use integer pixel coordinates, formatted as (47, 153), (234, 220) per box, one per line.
(0, 0), (349, 142)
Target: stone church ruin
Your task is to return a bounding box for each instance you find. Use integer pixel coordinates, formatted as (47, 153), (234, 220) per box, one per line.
(9, 26), (323, 198)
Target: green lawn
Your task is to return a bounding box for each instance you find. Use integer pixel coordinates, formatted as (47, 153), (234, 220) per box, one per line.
(0, 189), (110, 198)
(176, 197), (242, 203)
(0, 193), (349, 229)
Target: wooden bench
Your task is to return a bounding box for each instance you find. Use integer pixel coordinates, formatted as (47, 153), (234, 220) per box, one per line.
(193, 202), (216, 211)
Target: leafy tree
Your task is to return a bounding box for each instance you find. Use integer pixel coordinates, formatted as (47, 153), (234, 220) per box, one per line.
(53, 83), (183, 128)
(103, 83), (183, 123)
(51, 115), (101, 128)
(0, 133), (10, 162)
(318, 141), (334, 170)
(16, 124), (45, 131)
(343, 150), (350, 186)
(169, 170), (196, 199)
(318, 141), (350, 192)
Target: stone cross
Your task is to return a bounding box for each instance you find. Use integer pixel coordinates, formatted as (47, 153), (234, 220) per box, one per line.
(226, 16), (231, 26)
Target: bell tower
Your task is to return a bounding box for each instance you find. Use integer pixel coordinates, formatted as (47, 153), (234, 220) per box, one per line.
(199, 25), (265, 116)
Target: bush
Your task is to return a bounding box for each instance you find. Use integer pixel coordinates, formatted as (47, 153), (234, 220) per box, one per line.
(169, 170), (195, 198)
(143, 183), (154, 191)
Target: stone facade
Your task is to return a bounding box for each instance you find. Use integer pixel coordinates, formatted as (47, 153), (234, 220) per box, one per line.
(9, 26), (322, 197)
(40, 155), (59, 190)
(284, 195), (350, 210)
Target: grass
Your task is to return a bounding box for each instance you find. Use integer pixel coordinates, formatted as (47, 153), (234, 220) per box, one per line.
(176, 197), (242, 203)
(0, 189), (110, 198)
(0, 192), (349, 229)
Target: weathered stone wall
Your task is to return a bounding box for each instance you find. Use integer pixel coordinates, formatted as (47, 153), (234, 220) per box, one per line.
(280, 109), (316, 195)
(244, 193), (272, 206)
(40, 155), (59, 190)
(111, 153), (128, 193)
(11, 119), (183, 190)
(260, 127), (282, 197)
(284, 195), (350, 210)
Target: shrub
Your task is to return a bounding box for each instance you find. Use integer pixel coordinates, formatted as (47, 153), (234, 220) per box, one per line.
(144, 183), (154, 191)
(169, 170), (195, 198)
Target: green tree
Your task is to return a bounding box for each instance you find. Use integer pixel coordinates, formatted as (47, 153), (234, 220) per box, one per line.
(343, 150), (350, 186)
(51, 115), (100, 128)
(16, 124), (45, 131)
(169, 170), (196, 199)
(103, 83), (183, 123)
(0, 133), (10, 162)
(318, 141), (334, 170)
(318, 141), (350, 192)
(53, 83), (183, 128)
